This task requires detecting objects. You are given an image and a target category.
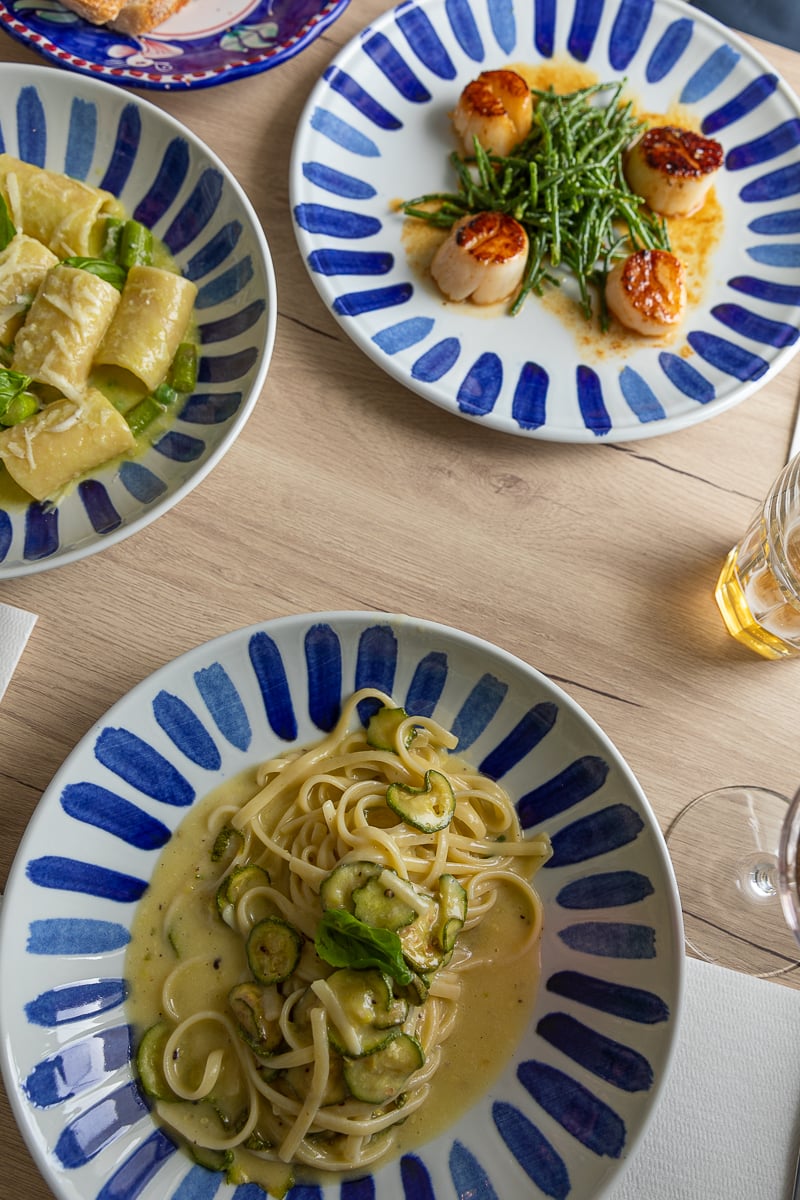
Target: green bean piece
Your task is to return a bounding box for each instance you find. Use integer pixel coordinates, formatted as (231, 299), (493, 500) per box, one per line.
(1, 391), (39, 426)
(100, 217), (124, 262)
(126, 382), (180, 437)
(167, 342), (198, 393)
(126, 395), (165, 437)
(0, 195), (16, 253)
(152, 382), (179, 407)
(400, 78), (669, 324)
(119, 220), (153, 270)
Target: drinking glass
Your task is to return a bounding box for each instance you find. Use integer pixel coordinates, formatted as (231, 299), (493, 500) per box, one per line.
(715, 452), (800, 659)
(666, 784), (800, 977)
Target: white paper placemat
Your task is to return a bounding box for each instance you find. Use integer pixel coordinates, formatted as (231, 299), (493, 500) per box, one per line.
(0, 601), (36, 704)
(609, 955), (800, 1198)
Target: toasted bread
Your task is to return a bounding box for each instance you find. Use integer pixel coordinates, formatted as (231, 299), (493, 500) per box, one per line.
(58, 0), (189, 33)
(109, 0), (190, 33)
(58, 0), (126, 23)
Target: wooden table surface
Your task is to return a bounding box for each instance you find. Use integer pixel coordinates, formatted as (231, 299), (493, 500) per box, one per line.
(2, 3), (800, 1194)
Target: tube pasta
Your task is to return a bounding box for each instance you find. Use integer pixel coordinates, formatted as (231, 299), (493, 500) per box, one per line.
(129, 689), (551, 1187)
(94, 265), (197, 390)
(12, 263), (121, 400)
(0, 234), (59, 344)
(0, 386), (134, 501)
(0, 155), (200, 504)
(0, 154), (123, 258)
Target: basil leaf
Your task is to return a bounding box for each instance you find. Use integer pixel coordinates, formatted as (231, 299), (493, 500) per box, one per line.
(0, 195), (16, 253)
(0, 368), (32, 403)
(315, 908), (413, 986)
(62, 256), (126, 291)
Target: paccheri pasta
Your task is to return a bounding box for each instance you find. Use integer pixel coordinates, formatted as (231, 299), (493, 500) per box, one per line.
(127, 689), (551, 1196)
(0, 155), (199, 503)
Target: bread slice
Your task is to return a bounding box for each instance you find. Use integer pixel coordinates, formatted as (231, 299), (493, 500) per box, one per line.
(109, 0), (190, 33)
(58, 0), (126, 24)
(57, 0), (189, 33)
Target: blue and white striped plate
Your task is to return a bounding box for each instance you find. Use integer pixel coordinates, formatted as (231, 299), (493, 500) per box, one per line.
(0, 611), (684, 1200)
(0, 0), (350, 91)
(290, 0), (800, 442)
(0, 65), (277, 577)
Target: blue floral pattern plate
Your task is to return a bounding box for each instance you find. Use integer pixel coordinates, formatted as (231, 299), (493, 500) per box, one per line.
(0, 65), (277, 578)
(291, 0), (800, 442)
(0, 0), (350, 89)
(0, 611), (684, 1200)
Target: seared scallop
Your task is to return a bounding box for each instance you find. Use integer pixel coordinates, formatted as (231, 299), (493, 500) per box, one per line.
(452, 69), (533, 157)
(431, 212), (529, 306)
(605, 248), (687, 336)
(624, 126), (723, 217)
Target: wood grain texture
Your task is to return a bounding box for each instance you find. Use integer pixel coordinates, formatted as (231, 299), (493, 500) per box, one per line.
(2, 12), (800, 1195)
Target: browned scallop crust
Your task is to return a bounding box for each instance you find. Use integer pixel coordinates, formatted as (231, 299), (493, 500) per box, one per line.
(606, 248), (687, 335)
(634, 126), (723, 179)
(460, 71), (531, 120)
(454, 211), (528, 262)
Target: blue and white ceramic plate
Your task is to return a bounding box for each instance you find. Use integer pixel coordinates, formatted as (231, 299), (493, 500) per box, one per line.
(291, 0), (800, 442)
(0, 0), (350, 90)
(0, 65), (276, 578)
(0, 611), (684, 1200)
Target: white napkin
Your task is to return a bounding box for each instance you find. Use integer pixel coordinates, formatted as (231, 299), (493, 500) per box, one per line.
(0, 600), (36, 703)
(608, 956), (800, 1198)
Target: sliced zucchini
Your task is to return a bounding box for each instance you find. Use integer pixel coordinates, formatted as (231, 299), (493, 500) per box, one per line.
(352, 872), (417, 932)
(216, 864), (271, 926)
(190, 1144), (233, 1172)
(398, 902), (444, 973)
(135, 1022), (174, 1101)
(397, 971), (430, 1006)
(247, 917), (303, 985)
(386, 770), (456, 833)
(210, 824), (244, 864)
(319, 860), (381, 912)
(434, 873), (468, 952)
(324, 968), (408, 1055)
(228, 982), (282, 1056)
(344, 1033), (425, 1104)
(366, 705), (416, 751)
(226, 1148), (294, 1197)
(285, 1050), (348, 1106)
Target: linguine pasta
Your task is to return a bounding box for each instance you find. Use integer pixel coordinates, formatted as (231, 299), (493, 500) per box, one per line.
(129, 688), (551, 1195)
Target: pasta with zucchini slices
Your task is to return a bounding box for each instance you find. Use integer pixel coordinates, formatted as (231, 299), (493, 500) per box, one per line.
(0, 155), (198, 502)
(127, 689), (551, 1195)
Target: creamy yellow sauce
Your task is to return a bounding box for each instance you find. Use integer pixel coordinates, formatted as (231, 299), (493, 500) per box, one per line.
(401, 56), (723, 360)
(126, 766), (542, 1178)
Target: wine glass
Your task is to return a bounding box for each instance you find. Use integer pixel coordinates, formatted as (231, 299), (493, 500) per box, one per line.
(666, 784), (800, 977)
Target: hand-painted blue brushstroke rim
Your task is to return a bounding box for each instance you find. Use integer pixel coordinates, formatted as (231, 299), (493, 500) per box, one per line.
(0, 611), (685, 1200)
(0, 0), (351, 91)
(0, 64), (277, 578)
(290, 0), (800, 443)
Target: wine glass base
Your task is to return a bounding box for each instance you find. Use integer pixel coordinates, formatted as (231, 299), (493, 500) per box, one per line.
(666, 786), (800, 978)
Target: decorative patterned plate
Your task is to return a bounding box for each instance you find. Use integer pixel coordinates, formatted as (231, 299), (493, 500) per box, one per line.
(0, 65), (276, 577)
(290, 0), (800, 442)
(0, 0), (350, 90)
(0, 611), (684, 1200)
